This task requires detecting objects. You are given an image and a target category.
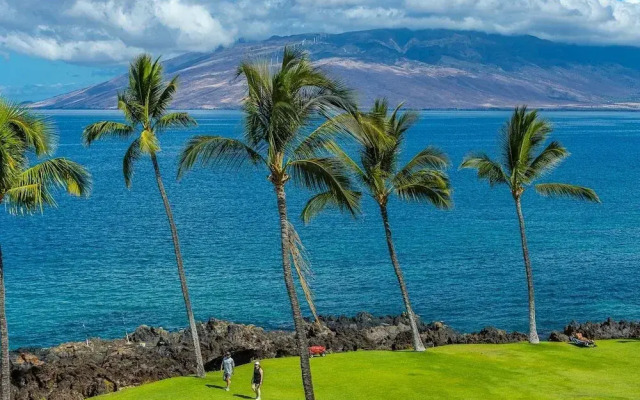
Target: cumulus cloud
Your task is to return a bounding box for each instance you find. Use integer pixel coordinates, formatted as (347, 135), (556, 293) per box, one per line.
(1, 0), (640, 64)
(0, 34), (143, 63)
(154, 0), (235, 51)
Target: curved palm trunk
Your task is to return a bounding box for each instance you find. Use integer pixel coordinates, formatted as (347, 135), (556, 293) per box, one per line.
(151, 153), (206, 377)
(514, 196), (540, 344)
(378, 203), (426, 352)
(0, 245), (10, 400)
(274, 182), (315, 400)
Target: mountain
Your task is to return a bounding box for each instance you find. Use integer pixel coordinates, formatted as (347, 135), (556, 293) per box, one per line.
(32, 28), (640, 110)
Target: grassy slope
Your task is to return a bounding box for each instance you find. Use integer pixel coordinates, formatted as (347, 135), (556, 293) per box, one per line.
(96, 340), (640, 400)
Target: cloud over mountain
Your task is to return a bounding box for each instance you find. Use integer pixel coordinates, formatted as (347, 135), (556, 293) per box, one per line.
(2, 0), (640, 64)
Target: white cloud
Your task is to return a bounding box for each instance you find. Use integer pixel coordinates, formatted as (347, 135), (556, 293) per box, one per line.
(67, 0), (153, 35)
(155, 0), (234, 50)
(401, 0), (640, 44)
(2, 0), (640, 64)
(6, 0), (235, 62)
(0, 34), (143, 63)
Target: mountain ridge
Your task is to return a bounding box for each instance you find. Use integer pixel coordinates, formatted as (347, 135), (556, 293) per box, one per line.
(32, 28), (640, 110)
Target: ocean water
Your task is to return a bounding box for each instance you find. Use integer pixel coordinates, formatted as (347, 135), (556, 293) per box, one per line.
(4, 110), (639, 349)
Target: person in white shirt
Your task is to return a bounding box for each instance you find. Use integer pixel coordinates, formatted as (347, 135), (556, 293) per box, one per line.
(221, 352), (235, 391)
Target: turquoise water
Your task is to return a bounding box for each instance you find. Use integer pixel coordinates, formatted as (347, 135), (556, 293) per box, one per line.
(4, 110), (639, 349)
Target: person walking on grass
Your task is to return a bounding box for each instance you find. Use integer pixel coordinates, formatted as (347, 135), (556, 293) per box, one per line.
(221, 352), (235, 391)
(252, 361), (264, 400)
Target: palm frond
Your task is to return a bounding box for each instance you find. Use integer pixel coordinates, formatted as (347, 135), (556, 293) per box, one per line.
(153, 75), (178, 118)
(123, 138), (142, 188)
(4, 183), (55, 214)
(286, 221), (320, 323)
(390, 106), (419, 139)
(0, 100), (54, 156)
(343, 112), (393, 150)
(535, 183), (600, 203)
(288, 157), (361, 217)
(0, 128), (26, 190)
(524, 141), (568, 182)
(324, 141), (365, 179)
(301, 189), (362, 224)
(5, 158), (92, 214)
(82, 121), (134, 145)
(393, 170), (452, 209)
(178, 136), (263, 177)
(288, 157), (352, 193)
(394, 146), (449, 185)
(139, 129), (160, 154)
(291, 119), (344, 159)
(118, 92), (142, 125)
(236, 46), (355, 161)
(154, 112), (197, 132)
(20, 158), (91, 195)
(460, 153), (509, 187)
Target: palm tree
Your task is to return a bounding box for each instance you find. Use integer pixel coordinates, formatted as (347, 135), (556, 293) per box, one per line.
(303, 99), (452, 352)
(0, 100), (91, 400)
(82, 55), (206, 377)
(460, 106), (600, 344)
(178, 47), (360, 400)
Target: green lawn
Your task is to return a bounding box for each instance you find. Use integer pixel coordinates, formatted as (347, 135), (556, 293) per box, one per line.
(95, 340), (640, 400)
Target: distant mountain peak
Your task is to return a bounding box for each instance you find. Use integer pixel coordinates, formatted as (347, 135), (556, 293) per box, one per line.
(32, 28), (640, 110)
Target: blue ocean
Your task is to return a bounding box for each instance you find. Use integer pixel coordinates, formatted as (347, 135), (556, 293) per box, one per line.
(5, 110), (639, 349)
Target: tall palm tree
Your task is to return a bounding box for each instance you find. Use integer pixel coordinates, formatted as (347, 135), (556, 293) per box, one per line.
(303, 99), (452, 352)
(82, 55), (206, 377)
(178, 47), (360, 400)
(460, 106), (600, 344)
(0, 100), (91, 400)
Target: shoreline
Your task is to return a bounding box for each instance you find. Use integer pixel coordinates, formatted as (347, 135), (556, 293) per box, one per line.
(9, 313), (640, 399)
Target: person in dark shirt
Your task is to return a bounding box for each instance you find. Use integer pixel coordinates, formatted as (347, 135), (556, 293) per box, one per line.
(251, 361), (264, 400)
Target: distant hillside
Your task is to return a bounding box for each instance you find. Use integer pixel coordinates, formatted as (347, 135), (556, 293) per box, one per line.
(32, 28), (640, 110)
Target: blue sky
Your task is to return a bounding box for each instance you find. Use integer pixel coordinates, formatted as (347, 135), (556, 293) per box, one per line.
(2, 0), (640, 102)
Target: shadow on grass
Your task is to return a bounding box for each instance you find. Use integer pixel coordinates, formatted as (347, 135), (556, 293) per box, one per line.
(205, 385), (254, 399)
(616, 340), (640, 343)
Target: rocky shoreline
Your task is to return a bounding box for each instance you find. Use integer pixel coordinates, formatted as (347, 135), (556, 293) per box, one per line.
(8, 314), (639, 400)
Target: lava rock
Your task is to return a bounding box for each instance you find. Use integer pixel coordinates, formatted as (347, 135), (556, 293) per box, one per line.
(563, 318), (640, 339)
(20, 314), (635, 399)
(548, 331), (570, 342)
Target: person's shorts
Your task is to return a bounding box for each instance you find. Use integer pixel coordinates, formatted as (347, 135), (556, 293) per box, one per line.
(223, 372), (232, 380)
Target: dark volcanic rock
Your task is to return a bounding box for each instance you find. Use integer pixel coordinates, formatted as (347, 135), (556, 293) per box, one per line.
(548, 331), (570, 342)
(563, 318), (640, 339)
(20, 314), (638, 399)
(461, 327), (528, 344)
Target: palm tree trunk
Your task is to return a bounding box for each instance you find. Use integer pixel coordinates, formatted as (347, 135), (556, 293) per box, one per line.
(150, 153), (206, 377)
(378, 203), (426, 352)
(274, 181), (315, 400)
(514, 196), (540, 344)
(0, 245), (10, 400)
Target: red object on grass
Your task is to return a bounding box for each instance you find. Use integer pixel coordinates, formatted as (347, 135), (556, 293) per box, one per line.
(308, 346), (326, 356)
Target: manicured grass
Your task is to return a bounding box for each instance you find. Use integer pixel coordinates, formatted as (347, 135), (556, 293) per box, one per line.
(95, 340), (640, 399)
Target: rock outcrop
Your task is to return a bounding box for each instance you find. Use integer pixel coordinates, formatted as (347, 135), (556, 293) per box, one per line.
(547, 318), (640, 342)
(562, 318), (640, 340)
(9, 314), (636, 399)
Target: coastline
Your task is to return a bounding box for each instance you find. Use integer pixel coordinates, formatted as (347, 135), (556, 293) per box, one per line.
(9, 313), (640, 399)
